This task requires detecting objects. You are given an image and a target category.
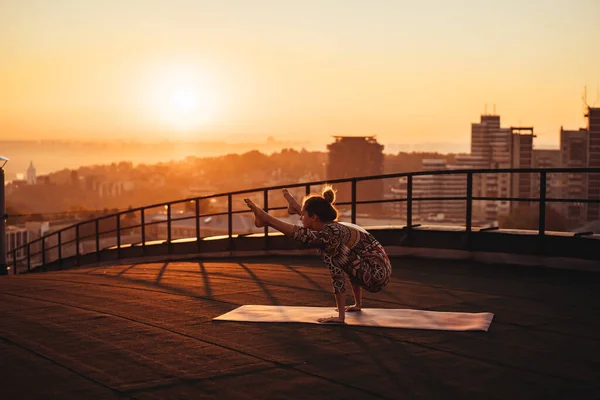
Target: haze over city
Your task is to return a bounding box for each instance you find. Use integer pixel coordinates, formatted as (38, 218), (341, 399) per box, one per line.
(2, 0), (599, 155)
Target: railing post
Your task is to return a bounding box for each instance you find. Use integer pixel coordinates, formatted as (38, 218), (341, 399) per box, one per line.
(263, 189), (269, 249)
(76, 225), (80, 266)
(305, 184), (310, 196)
(12, 249), (17, 275)
(41, 237), (46, 271)
(351, 179), (357, 224)
(539, 171), (546, 236)
(466, 172), (473, 233)
(116, 214), (121, 259)
(26, 243), (30, 272)
(228, 194), (233, 250)
(195, 199), (201, 253)
(95, 219), (100, 261)
(166, 204), (172, 254)
(406, 175), (413, 230)
(58, 231), (62, 269)
(141, 209), (146, 254)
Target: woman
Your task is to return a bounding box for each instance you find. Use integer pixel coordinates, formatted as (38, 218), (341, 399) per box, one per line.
(244, 185), (392, 324)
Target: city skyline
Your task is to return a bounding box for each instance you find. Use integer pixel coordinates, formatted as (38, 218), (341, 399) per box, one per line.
(0, 103), (593, 182)
(0, 110), (580, 183)
(1, 0), (599, 149)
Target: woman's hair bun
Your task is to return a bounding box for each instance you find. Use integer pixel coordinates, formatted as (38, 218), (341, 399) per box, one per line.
(321, 185), (336, 204)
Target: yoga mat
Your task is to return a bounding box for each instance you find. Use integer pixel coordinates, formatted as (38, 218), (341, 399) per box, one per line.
(214, 305), (494, 331)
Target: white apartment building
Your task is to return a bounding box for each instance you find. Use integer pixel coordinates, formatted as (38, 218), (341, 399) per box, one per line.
(413, 159), (447, 219)
(5, 226), (29, 262)
(408, 156), (487, 224)
(471, 115), (535, 223)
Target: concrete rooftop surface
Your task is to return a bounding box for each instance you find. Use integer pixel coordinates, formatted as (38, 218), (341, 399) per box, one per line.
(0, 256), (599, 399)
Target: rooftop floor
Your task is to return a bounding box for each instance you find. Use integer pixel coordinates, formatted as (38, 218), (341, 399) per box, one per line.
(0, 256), (599, 399)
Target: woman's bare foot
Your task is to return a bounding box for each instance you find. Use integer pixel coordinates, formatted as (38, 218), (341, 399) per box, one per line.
(335, 304), (361, 312)
(345, 304), (362, 312)
(282, 188), (302, 215)
(244, 198), (267, 228)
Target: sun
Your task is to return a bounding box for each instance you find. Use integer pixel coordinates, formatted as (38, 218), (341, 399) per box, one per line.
(170, 88), (198, 113)
(160, 85), (213, 130)
(143, 64), (223, 132)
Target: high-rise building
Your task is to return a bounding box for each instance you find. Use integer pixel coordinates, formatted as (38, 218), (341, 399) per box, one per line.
(470, 115), (532, 221)
(326, 136), (384, 213)
(415, 159), (447, 219)
(532, 149), (562, 199)
(586, 107), (600, 222)
(561, 128), (589, 167)
(533, 149), (562, 168)
(560, 127), (588, 228)
(451, 155), (487, 223)
(473, 116), (509, 221)
(510, 128), (535, 200)
(471, 115), (501, 163)
(412, 156), (487, 223)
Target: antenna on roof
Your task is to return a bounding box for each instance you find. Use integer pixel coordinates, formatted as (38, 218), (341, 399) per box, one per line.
(582, 86), (590, 118)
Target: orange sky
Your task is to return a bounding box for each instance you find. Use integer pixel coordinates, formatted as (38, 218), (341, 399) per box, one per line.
(1, 0), (599, 152)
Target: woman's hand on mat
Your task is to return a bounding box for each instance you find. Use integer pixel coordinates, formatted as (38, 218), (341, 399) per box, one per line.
(317, 316), (345, 324)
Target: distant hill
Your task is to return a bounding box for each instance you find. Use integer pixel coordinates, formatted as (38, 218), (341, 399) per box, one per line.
(1, 139), (464, 181)
(5, 145), (463, 219)
(0, 139), (312, 181)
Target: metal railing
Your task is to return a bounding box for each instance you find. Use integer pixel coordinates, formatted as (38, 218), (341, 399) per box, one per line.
(8, 167), (600, 274)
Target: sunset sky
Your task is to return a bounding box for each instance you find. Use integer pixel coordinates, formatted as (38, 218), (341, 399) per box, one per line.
(1, 0), (599, 152)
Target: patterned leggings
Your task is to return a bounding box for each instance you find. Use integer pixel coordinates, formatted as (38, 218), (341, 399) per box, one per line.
(344, 251), (391, 293)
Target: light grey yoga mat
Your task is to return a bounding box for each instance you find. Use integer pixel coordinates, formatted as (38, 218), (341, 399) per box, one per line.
(214, 305), (494, 331)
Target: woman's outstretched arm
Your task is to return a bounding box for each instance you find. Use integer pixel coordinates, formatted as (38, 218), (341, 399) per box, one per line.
(262, 212), (297, 236)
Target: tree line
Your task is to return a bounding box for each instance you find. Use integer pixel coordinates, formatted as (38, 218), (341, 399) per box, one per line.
(6, 148), (460, 224)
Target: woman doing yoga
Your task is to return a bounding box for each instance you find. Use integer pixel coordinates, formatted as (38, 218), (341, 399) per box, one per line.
(244, 185), (392, 324)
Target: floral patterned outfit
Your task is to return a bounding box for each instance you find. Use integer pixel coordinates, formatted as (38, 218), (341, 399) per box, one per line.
(290, 222), (392, 294)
